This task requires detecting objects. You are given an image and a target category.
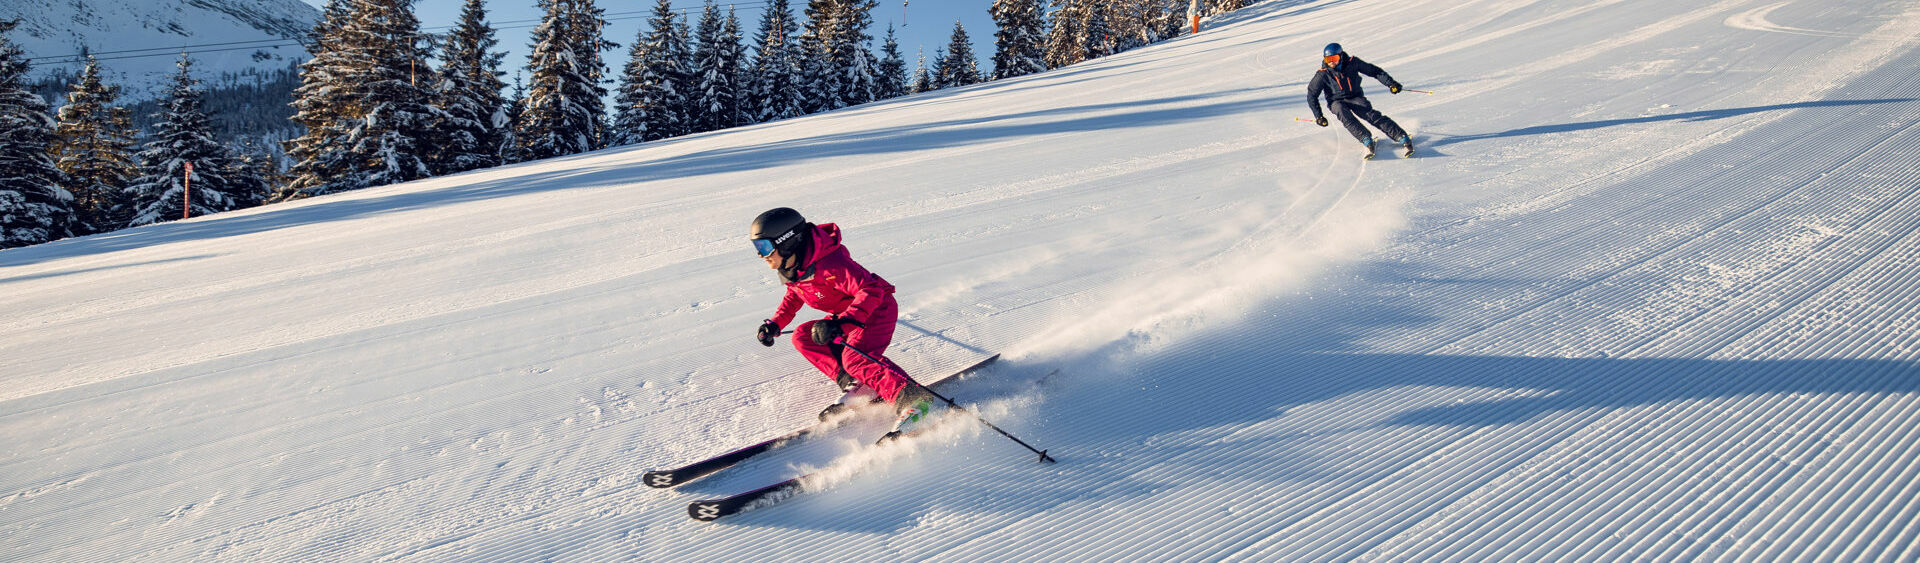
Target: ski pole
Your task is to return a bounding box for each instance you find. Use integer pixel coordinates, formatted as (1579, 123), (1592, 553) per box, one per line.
(1403, 88), (1435, 95)
(1294, 117), (1316, 122)
(840, 343), (1058, 463)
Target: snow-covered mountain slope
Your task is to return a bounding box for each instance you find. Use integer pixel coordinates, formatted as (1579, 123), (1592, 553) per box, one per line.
(9, 0), (315, 98)
(5, 0), (1920, 560)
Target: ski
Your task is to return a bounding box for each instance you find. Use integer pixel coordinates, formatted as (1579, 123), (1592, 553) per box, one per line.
(687, 468), (810, 521)
(643, 353), (1000, 489)
(643, 428), (810, 489)
(688, 419), (944, 521)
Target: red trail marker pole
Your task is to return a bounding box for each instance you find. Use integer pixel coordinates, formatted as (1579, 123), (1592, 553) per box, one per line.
(183, 161), (193, 220)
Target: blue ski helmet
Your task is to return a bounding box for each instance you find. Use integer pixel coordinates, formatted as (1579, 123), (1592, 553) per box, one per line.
(1323, 43), (1344, 58)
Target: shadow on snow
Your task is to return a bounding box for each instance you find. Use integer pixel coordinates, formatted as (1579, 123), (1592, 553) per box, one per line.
(709, 263), (1920, 533)
(1426, 98), (1919, 149)
(0, 89), (1277, 271)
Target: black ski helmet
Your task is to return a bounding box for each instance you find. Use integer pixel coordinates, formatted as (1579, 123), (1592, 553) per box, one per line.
(1323, 43), (1344, 58)
(750, 207), (810, 258)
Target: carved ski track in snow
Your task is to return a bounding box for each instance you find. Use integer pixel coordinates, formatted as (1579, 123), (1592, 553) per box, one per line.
(1726, 2), (1853, 38)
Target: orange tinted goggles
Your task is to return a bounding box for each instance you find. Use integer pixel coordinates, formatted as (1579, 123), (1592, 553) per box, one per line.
(1324, 54), (1342, 66)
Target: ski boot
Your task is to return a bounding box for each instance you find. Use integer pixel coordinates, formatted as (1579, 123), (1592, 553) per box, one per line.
(1398, 135), (1414, 158)
(1361, 137), (1377, 160)
(878, 385), (944, 443)
(818, 370), (877, 421)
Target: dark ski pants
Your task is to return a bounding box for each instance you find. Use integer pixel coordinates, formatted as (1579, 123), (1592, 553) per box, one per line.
(1330, 97), (1407, 145)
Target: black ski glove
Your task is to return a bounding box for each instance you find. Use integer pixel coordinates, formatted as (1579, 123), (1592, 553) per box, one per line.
(809, 316), (864, 345)
(809, 318), (843, 345)
(756, 320), (780, 347)
(1389, 83), (1402, 94)
(1314, 116), (1328, 127)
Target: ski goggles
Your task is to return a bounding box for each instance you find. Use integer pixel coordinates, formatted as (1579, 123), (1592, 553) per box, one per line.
(752, 238), (777, 257)
(1323, 54), (1342, 66)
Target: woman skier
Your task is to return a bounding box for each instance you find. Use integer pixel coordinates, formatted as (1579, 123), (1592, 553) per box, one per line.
(1308, 43), (1415, 159)
(749, 207), (938, 437)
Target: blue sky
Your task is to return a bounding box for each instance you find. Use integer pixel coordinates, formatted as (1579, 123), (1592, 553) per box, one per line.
(300, 0), (1001, 81)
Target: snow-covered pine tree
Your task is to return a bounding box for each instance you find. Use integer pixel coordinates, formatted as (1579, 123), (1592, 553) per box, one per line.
(613, 0), (691, 144)
(1210, 0), (1245, 13)
(236, 138), (280, 209)
(566, 0), (614, 148)
(1045, 0), (1090, 69)
(1156, 0), (1187, 41)
(51, 56), (137, 236)
(1104, 0), (1146, 53)
(688, 1), (742, 134)
(873, 25), (907, 100)
(934, 20), (982, 89)
(124, 56), (253, 227)
(834, 0), (878, 108)
(430, 0), (509, 175)
(908, 48), (932, 94)
(519, 0), (611, 160)
(501, 72), (527, 163)
(748, 0), (803, 123)
(1084, 2), (1114, 60)
(990, 0), (1047, 80)
(797, 0), (843, 114)
(1113, 0), (1173, 47)
(341, 0), (440, 187)
(0, 20), (72, 248)
(720, 7), (751, 128)
(611, 33), (650, 144)
(280, 0), (363, 201)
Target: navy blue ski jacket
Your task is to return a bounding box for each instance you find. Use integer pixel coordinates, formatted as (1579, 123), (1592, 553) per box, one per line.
(1307, 56), (1401, 119)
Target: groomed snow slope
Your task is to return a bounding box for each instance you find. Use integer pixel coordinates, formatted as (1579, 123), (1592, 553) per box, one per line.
(6, 0), (1920, 560)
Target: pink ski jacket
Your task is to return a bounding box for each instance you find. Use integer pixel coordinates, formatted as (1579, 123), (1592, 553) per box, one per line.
(769, 223), (897, 329)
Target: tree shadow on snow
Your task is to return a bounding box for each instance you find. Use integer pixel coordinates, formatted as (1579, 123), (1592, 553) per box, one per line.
(1219, 0), (1366, 30)
(1425, 98), (1919, 149)
(0, 254), (220, 284)
(708, 258), (1920, 534)
(0, 89), (1280, 269)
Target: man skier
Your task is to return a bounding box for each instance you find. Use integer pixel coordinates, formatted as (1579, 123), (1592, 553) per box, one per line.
(1308, 43), (1414, 159)
(749, 207), (939, 438)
